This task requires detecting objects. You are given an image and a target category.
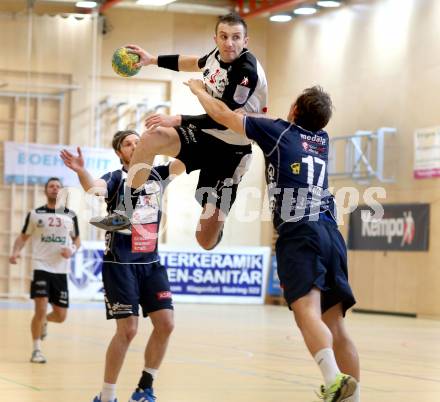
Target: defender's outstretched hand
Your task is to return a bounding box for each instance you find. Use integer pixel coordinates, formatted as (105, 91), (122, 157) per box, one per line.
(125, 44), (156, 69)
(185, 79), (206, 95)
(60, 147), (84, 173)
(145, 114), (181, 129)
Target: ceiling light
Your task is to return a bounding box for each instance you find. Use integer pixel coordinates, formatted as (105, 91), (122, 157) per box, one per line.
(136, 0), (177, 6)
(270, 14), (293, 22)
(76, 1), (97, 8)
(317, 1), (342, 7)
(293, 6), (317, 15)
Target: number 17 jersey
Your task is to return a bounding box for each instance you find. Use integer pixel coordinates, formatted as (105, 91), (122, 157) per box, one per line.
(244, 117), (336, 230)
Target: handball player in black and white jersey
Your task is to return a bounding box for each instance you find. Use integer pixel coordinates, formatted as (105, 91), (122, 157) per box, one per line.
(61, 130), (185, 402)
(9, 177), (81, 364)
(93, 13), (268, 251)
(186, 81), (360, 402)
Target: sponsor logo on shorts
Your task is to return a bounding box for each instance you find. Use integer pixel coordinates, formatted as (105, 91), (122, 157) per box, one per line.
(180, 127), (197, 144)
(157, 291), (172, 300)
(35, 280), (47, 286)
(58, 299), (68, 305)
(107, 302), (133, 317)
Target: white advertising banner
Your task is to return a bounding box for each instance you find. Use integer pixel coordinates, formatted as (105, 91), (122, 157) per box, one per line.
(4, 141), (120, 186)
(68, 242), (271, 304)
(414, 126), (440, 179)
(159, 245), (271, 304)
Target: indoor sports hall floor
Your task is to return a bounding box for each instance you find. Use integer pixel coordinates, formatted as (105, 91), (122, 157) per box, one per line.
(0, 301), (439, 402)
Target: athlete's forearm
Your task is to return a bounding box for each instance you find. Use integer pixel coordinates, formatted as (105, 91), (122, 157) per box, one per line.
(178, 55), (200, 72)
(194, 89), (245, 135)
(76, 168), (106, 196)
(12, 234), (27, 256)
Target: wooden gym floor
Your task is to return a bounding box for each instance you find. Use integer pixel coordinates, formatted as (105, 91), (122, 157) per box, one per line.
(0, 300), (439, 402)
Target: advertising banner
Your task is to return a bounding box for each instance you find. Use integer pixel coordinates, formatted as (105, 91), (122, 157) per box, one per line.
(414, 126), (440, 179)
(160, 245), (271, 304)
(4, 141), (120, 186)
(69, 242), (271, 304)
(69, 241), (104, 300)
(267, 255), (282, 297)
(348, 204), (430, 251)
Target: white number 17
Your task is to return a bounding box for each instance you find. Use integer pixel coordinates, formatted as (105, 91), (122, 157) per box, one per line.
(302, 155), (326, 187)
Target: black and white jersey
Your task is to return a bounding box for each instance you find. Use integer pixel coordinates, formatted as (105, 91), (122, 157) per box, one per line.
(182, 48), (268, 146)
(22, 206), (79, 274)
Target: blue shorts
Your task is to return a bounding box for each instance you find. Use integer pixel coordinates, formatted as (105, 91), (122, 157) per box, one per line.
(276, 220), (356, 315)
(102, 261), (173, 320)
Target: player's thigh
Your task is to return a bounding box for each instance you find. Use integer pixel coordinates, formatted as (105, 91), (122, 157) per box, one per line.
(48, 273), (69, 309)
(139, 264), (173, 317)
(102, 262), (140, 319)
(140, 126), (181, 157)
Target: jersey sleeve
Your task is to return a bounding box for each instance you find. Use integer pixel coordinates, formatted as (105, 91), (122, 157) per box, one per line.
(100, 170), (122, 202)
(221, 61), (258, 110)
(244, 116), (279, 155)
(21, 211), (35, 235)
(197, 48), (216, 69)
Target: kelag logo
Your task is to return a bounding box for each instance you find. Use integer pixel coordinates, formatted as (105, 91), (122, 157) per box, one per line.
(349, 204), (429, 251)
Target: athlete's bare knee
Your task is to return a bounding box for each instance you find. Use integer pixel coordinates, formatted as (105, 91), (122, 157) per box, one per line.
(154, 319), (174, 338)
(117, 325), (137, 343)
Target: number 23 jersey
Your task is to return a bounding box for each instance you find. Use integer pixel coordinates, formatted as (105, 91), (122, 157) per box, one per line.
(22, 206), (79, 273)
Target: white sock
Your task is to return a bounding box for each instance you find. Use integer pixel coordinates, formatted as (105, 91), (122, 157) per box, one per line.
(100, 382), (116, 402)
(143, 367), (158, 379)
(314, 348), (340, 386)
(33, 339), (41, 351)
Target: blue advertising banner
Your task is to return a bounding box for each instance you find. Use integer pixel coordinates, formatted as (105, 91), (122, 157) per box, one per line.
(69, 241), (104, 300)
(159, 245), (271, 304)
(267, 255), (282, 297)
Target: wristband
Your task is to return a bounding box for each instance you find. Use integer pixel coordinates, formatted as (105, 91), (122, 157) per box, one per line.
(157, 55), (179, 71)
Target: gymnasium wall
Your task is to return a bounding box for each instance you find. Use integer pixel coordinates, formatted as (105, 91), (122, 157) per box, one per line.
(265, 0), (440, 316)
(0, 6), (268, 295)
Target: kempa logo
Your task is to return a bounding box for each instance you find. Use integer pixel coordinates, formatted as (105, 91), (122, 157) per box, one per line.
(361, 210), (415, 246)
(41, 234), (67, 244)
(300, 133), (327, 145)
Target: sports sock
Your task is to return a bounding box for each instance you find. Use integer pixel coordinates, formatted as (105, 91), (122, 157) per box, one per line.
(314, 348), (340, 387)
(33, 339), (41, 351)
(100, 382), (116, 402)
(137, 368), (157, 390)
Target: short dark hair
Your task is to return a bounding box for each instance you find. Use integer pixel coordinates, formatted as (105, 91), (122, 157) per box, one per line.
(294, 86), (333, 132)
(215, 12), (248, 36)
(112, 130), (139, 152)
(45, 177), (62, 190)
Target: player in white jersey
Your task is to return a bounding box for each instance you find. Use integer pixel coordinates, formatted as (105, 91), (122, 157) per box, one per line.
(9, 177), (81, 364)
(92, 13), (268, 251)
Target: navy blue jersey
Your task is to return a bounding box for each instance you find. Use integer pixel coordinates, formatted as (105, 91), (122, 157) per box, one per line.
(245, 117), (336, 229)
(100, 164), (171, 264)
